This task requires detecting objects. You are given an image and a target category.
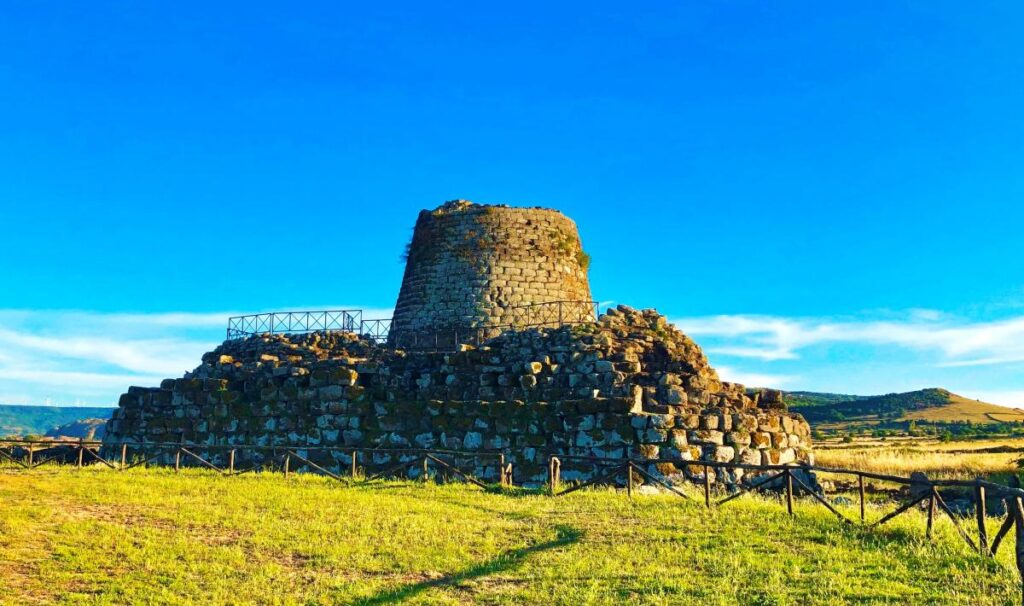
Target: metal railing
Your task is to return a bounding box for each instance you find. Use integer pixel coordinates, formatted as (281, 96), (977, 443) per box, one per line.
(227, 310), (362, 340)
(225, 301), (600, 351)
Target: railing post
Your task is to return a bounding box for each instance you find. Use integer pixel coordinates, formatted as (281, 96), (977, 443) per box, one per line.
(976, 481), (988, 555)
(499, 454), (506, 487)
(174, 446), (181, 472)
(785, 468), (794, 516)
(422, 455), (429, 482)
(77, 438), (84, 469)
(120, 443), (128, 470)
(228, 449), (236, 474)
(548, 456), (560, 496)
(1012, 496), (1024, 604)
(703, 463), (711, 508)
(351, 450), (358, 478)
(26, 445), (33, 468)
(926, 487), (937, 539)
(626, 462), (634, 498)
(283, 453), (291, 478)
(858, 474), (866, 524)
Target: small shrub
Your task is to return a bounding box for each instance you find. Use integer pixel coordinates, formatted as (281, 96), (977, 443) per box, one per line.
(576, 250), (591, 271)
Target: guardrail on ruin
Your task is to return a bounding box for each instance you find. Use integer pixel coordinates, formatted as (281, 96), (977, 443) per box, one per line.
(225, 301), (601, 349)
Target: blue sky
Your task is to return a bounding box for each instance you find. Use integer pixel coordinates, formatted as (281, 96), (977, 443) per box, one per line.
(1, 2), (1023, 406)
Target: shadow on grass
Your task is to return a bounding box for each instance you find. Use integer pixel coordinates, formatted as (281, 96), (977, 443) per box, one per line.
(350, 524), (582, 605)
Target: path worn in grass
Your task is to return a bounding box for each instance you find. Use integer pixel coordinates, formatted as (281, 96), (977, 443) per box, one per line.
(0, 467), (1018, 605)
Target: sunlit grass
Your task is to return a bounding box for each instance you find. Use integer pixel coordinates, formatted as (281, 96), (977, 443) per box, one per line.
(0, 465), (1019, 605)
(814, 436), (1024, 480)
(815, 448), (1019, 479)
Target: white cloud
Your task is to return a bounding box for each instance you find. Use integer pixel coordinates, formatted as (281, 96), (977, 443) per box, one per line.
(715, 366), (796, 389)
(0, 329), (207, 376)
(0, 369), (165, 393)
(673, 312), (1024, 368)
(954, 390), (1024, 409)
(0, 306), (395, 406)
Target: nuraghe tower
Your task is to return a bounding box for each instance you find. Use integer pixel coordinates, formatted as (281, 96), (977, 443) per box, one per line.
(103, 200), (813, 487)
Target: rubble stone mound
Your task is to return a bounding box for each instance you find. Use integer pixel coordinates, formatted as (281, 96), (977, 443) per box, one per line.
(105, 304), (811, 487)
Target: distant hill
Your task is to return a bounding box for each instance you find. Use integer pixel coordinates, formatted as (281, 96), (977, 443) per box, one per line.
(789, 388), (1024, 426)
(44, 418), (108, 440)
(0, 405), (114, 438)
(781, 391), (870, 408)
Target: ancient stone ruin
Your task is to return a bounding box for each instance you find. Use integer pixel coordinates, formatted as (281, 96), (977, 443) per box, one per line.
(389, 200), (596, 348)
(103, 200), (812, 487)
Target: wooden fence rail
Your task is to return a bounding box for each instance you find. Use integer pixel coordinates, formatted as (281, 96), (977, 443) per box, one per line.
(3, 438), (1024, 602)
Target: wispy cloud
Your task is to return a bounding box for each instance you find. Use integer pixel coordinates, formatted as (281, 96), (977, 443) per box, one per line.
(715, 366), (797, 389)
(0, 306), (394, 406)
(958, 390), (1024, 408)
(674, 312), (1024, 368)
(5, 307), (1024, 408)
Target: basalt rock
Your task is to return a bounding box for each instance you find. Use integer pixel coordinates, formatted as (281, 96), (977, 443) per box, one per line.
(104, 305), (812, 487)
(103, 200), (813, 489)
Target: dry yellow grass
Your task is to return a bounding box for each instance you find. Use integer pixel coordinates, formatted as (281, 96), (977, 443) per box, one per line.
(900, 393), (1024, 424)
(815, 448), (1018, 479)
(813, 435), (1024, 480)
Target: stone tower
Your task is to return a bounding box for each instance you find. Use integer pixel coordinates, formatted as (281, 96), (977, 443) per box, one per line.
(389, 200), (593, 341)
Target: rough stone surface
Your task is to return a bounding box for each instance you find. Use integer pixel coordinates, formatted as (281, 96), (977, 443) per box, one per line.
(390, 200), (594, 341)
(103, 305), (813, 487)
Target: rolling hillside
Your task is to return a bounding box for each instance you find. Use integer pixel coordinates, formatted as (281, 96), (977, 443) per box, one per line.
(0, 404), (114, 438)
(789, 388), (1024, 427)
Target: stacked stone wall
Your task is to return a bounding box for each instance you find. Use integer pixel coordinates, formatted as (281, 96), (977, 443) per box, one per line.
(390, 200), (593, 339)
(105, 307), (812, 487)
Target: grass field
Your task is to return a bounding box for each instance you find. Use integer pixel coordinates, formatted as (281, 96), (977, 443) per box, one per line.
(814, 436), (1024, 481)
(0, 467), (1021, 605)
(901, 394), (1024, 424)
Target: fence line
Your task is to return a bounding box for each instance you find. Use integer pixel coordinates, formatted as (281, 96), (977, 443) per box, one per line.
(224, 301), (601, 351)
(4, 437), (1024, 599)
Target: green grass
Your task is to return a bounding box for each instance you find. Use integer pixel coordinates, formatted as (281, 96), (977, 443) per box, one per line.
(0, 466), (1020, 605)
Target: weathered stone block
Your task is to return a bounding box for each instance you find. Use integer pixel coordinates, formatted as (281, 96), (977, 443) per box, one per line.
(688, 430), (724, 446)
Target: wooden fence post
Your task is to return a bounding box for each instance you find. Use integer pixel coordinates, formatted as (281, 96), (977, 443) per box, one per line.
(626, 463), (634, 498)
(283, 454), (290, 478)
(77, 438), (84, 469)
(858, 474), (866, 524)
(703, 464), (711, 508)
(785, 468), (794, 516)
(548, 456), (555, 496)
(174, 446), (181, 472)
(976, 482), (988, 555)
(120, 443), (128, 471)
(228, 449), (235, 474)
(351, 450), (358, 478)
(548, 456), (560, 496)
(926, 488), (937, 540)
(499, 454), (506, 487)
(27, 445), (33, 468)
(1013, 496), (1024, 605)
(422, 456), (429, 482)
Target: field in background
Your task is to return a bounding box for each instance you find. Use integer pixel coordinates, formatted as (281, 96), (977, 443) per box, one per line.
(814, 436), (1024, 481)
(0, 467), (1019, 605)
(902, 395), (1024, 424)
(790, 389), (1024, 440)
